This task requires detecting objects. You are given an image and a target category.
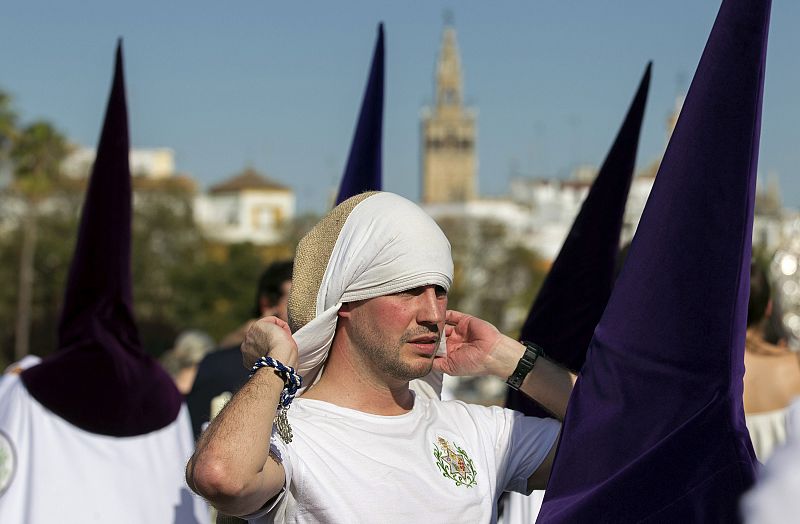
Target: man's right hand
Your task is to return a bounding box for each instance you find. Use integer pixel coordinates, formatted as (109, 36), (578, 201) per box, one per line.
(241, 316), (298, 370)
(190, 315), (293, 516)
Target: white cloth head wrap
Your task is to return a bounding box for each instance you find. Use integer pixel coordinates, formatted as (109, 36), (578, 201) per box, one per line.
(288, 192), (453, 397)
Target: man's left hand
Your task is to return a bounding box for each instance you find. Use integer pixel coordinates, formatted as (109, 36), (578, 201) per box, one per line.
(433, 310), (517, 378)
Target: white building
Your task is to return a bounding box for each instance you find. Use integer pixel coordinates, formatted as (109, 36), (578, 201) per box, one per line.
(194, 168), (295, 245)
(63, 146), (176, 179)
(424, 163), (658, 263)
(509, 176), (591, 260)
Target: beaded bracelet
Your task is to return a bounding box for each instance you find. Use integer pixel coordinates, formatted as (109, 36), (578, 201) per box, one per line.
(249, 356), (303, 443)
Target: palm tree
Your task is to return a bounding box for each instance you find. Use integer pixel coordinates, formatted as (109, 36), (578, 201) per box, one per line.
(10, 121), (70, 359)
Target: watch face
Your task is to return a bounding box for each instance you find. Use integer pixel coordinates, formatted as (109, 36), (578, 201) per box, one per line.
(0, 430), (15, 496)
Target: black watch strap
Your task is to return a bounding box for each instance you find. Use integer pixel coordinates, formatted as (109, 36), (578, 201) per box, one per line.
(506, 341), (545, 390)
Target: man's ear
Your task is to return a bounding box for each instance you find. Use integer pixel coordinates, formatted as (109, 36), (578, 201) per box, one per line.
(338, 302), (354, 318)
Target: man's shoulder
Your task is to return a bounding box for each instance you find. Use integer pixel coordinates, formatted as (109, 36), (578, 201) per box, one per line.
(285, 396), (512, 432)
(429, 397), (507, 415)
(424, 398), (561, 441)
(416, 397), (513, 430)
(0, 373), (30, 413)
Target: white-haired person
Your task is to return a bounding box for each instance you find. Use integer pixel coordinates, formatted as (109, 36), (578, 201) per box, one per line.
(160, 330), (216, 395)
(186, 192), (574, 523)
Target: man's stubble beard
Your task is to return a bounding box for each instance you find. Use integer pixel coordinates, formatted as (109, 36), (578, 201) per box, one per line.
(349, 322), (436, 382)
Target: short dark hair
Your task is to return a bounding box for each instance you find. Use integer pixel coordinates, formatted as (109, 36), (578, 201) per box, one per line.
(747, 262), (771, 327)
(252, 259), (294, 318)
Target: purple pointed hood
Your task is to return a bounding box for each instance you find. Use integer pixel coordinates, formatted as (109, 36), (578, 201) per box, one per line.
(22, 42), (182, 437)
(506, 64), (650, 417)
(335, 23), (384, 204)
(539, 1), (770, 522)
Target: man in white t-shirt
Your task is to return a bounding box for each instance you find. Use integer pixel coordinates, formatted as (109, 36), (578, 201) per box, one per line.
(186, 192), (573, 523)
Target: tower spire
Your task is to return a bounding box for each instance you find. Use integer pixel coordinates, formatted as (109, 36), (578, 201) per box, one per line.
(435, 26), (463, 109)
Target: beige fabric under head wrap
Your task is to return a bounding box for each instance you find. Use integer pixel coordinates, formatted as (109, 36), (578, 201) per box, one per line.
(288, 191), (454, 397)
(288, 192), (376, 332)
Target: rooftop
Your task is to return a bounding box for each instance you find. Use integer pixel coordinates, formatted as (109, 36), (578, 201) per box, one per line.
(209, 168), (290, 194)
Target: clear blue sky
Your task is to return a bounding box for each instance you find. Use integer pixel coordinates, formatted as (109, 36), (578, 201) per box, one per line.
(1, 1), (797, 212)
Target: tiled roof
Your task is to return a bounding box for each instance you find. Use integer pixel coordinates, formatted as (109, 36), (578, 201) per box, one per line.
(209, 168), (290, 193)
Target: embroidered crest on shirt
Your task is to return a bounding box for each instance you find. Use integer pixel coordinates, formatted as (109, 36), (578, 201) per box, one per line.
(433, 436), (477, 487)
(0, 430), (16, 496)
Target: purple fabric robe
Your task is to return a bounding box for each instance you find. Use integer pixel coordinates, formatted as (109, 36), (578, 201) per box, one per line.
(538, 0), (771, 521)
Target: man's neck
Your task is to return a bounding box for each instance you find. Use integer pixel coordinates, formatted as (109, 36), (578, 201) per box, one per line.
(300, 345), (415, 416)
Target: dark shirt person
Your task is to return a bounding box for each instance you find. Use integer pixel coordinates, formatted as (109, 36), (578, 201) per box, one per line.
(186, 260), (293, 438)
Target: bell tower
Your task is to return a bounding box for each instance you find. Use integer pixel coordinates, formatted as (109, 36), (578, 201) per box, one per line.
(421, 23), (477, 204)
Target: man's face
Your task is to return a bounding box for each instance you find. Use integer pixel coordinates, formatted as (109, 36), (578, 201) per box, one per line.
(260, 280), (292, 322)
(275, 280), (292, 322)
(342, 285), (448, 382)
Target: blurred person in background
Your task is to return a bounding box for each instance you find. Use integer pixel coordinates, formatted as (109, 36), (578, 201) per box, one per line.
(161, 330), (216, 395)
(744, 262), (800, 462)
(219, 260), (294, 348)
(186, 260), (293, 438)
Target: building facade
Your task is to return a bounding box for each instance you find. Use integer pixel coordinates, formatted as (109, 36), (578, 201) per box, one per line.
(194, 168), (295, 245)
(63, 147), (176, 179)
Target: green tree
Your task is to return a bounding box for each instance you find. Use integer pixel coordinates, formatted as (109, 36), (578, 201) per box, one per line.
(128, 176), (296, 354)
(0, 166), (306, 368)
(0, 90), (16, 160)
(437, 215), (547, 336)
(9, 121), (71, 359)
(0, 97), (316, 365)
(168, 241), (268, 345)
(130, 176), (208, 353)
(434, 214), (548, 405)
(0, 179), (82, 369)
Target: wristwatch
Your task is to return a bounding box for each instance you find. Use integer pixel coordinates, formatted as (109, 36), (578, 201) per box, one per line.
(506, 341), (545, 390)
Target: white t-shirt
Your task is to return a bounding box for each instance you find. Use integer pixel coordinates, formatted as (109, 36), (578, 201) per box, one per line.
(0, 374), (210, 524)
(247, 394), (560, 524)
